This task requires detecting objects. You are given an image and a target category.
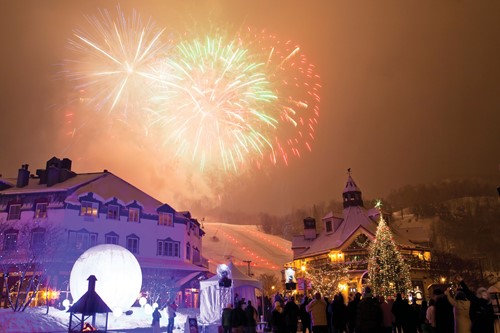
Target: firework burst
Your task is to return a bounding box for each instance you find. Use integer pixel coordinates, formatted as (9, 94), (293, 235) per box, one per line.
(149, 33), (282, 172)
(148, 28), (321, 172)
(64, 6), (169, 118)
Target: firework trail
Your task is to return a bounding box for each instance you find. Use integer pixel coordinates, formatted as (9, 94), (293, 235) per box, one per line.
(240, 27), (321, 167)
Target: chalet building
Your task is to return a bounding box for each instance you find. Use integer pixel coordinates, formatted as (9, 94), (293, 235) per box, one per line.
(286, 172), (432, 299)
(0, 157), (208, 308)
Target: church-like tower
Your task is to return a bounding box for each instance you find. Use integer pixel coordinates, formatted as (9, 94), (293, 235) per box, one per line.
(342, 169), (364, 208)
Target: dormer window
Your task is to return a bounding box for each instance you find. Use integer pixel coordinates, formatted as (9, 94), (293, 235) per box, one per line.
(81, 201), (98, 217)
(8, 204), (21, 220)
(159, 212), (173, 226)
(128, 208), (140, 223)
(34, 203), (48, 219)
(325, 220), (333, 233)
(107, 205), (120, 220)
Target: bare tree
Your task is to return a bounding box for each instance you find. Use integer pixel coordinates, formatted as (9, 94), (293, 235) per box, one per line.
(0, 222), (65, 312)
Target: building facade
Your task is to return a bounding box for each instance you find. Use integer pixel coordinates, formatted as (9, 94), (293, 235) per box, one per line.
(286, 173), (432, 300)
(0, 157), (208, 308)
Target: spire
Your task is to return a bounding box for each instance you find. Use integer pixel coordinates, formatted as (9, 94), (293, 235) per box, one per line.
(343, 168), (364, 208)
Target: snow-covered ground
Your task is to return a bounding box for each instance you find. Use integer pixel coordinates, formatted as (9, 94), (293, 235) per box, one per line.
(202, 222), (292, 277)
(0, 224), (291, 332)
(0, 306), (199, 333)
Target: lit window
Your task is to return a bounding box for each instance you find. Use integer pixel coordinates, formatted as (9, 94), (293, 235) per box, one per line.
(34, 203), (48, 219)
(158, 213), (173, 226)
(8, 204), (21, 220)
(3, 230), (18, 251)
(128, 208), (140, 223)
(107, 205), (120, 220)
(157, 239), (180, 257)
(105, 232), (119, 245)
(81, 201), (98, 217)
(126, 236), (139, 254)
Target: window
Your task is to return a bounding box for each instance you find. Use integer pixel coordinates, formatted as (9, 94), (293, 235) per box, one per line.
(32, 228), (45, 249)
(157, 239), (180, 257)
(107, 205), (120, 220)
(68, 229), (97, 251)
(34, 203), (48, 219)
(186, 243), (191, 260)
(325, 220), (332, 233)
(105, 232), (119, 245)
(81, 201), (98, 217)
(126, 235), (139, 254)
(158, 212), (173, 226)
(3, 230), (18, 251)
(128, 208), (140, 223)
(193, 247), (201, 263)
(8, 204), (21, 220)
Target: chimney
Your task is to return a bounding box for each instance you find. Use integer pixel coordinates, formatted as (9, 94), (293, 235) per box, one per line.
(46, 165), (60, 187)
(303, 217), (317, 240)
(16, 164), (30, 188)
(61, 158), (72, 171)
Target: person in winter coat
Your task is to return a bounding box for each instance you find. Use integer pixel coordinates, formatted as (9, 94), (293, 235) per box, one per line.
(391, 293), (406, 333)
(222, 304), (233, 333)
(152, 307), (162, 333)
(305, 292), (328, 333)
(433, 288), (454, 333)
(445, 289), (471, 333)
(379, 296), (393, 333)
(346, 292), (361, 333)
(283, 296), (300, 333)
(458, 277), (495, 333)
(245, 301), (259, 333)
(355, 287), (382, 333)
(425, 299), (436, 333)
(271, 301), (286, 333)
(330, 293), (347, 333)
(232, 301), (247, 333)
(299, 296), (311, 333)
(167, 301), (177, 333)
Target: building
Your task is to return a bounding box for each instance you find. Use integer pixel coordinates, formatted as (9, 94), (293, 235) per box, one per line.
(286, 172), (431, 299)
(0, 157), (208, 308)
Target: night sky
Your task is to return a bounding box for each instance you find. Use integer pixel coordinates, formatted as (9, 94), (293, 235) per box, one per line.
(1, 1), (499, 215)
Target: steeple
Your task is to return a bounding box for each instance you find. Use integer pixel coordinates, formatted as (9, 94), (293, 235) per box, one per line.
(342, 168), (364, 208)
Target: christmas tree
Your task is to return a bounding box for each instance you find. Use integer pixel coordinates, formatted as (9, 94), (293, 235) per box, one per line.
(368, 210), (411, 297)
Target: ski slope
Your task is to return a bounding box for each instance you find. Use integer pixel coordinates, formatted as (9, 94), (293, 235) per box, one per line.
(202, 222), (293, 278)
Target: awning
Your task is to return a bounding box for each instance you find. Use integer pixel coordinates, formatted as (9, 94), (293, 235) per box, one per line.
(175, 272), (204, 289)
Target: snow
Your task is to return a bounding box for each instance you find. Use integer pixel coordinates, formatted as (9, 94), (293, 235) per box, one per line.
(0, 306), (199, 333)
(201, 223), (292, 277)
(0, 223), (291, 332)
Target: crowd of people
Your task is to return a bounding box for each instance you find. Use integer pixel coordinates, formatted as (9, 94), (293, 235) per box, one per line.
(220, 276), (496, 333)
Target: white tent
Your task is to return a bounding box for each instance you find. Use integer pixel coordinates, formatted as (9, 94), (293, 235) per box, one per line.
(199, 262), (263, 325)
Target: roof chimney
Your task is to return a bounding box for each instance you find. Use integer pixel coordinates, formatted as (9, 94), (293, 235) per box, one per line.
(16, 164), (30, 188)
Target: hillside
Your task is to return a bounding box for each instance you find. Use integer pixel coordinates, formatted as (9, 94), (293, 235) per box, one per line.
(201, 222), (293, 278)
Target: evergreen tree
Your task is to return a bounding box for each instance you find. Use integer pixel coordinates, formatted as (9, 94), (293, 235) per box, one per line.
(368, 215), (411, 297)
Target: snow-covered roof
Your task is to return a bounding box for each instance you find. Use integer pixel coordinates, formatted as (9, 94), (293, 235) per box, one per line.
(0, 171), (171, 215)
(343, 174), (361, 193)
(294, 206), (420, 260)
(0, 173), (104, 194)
